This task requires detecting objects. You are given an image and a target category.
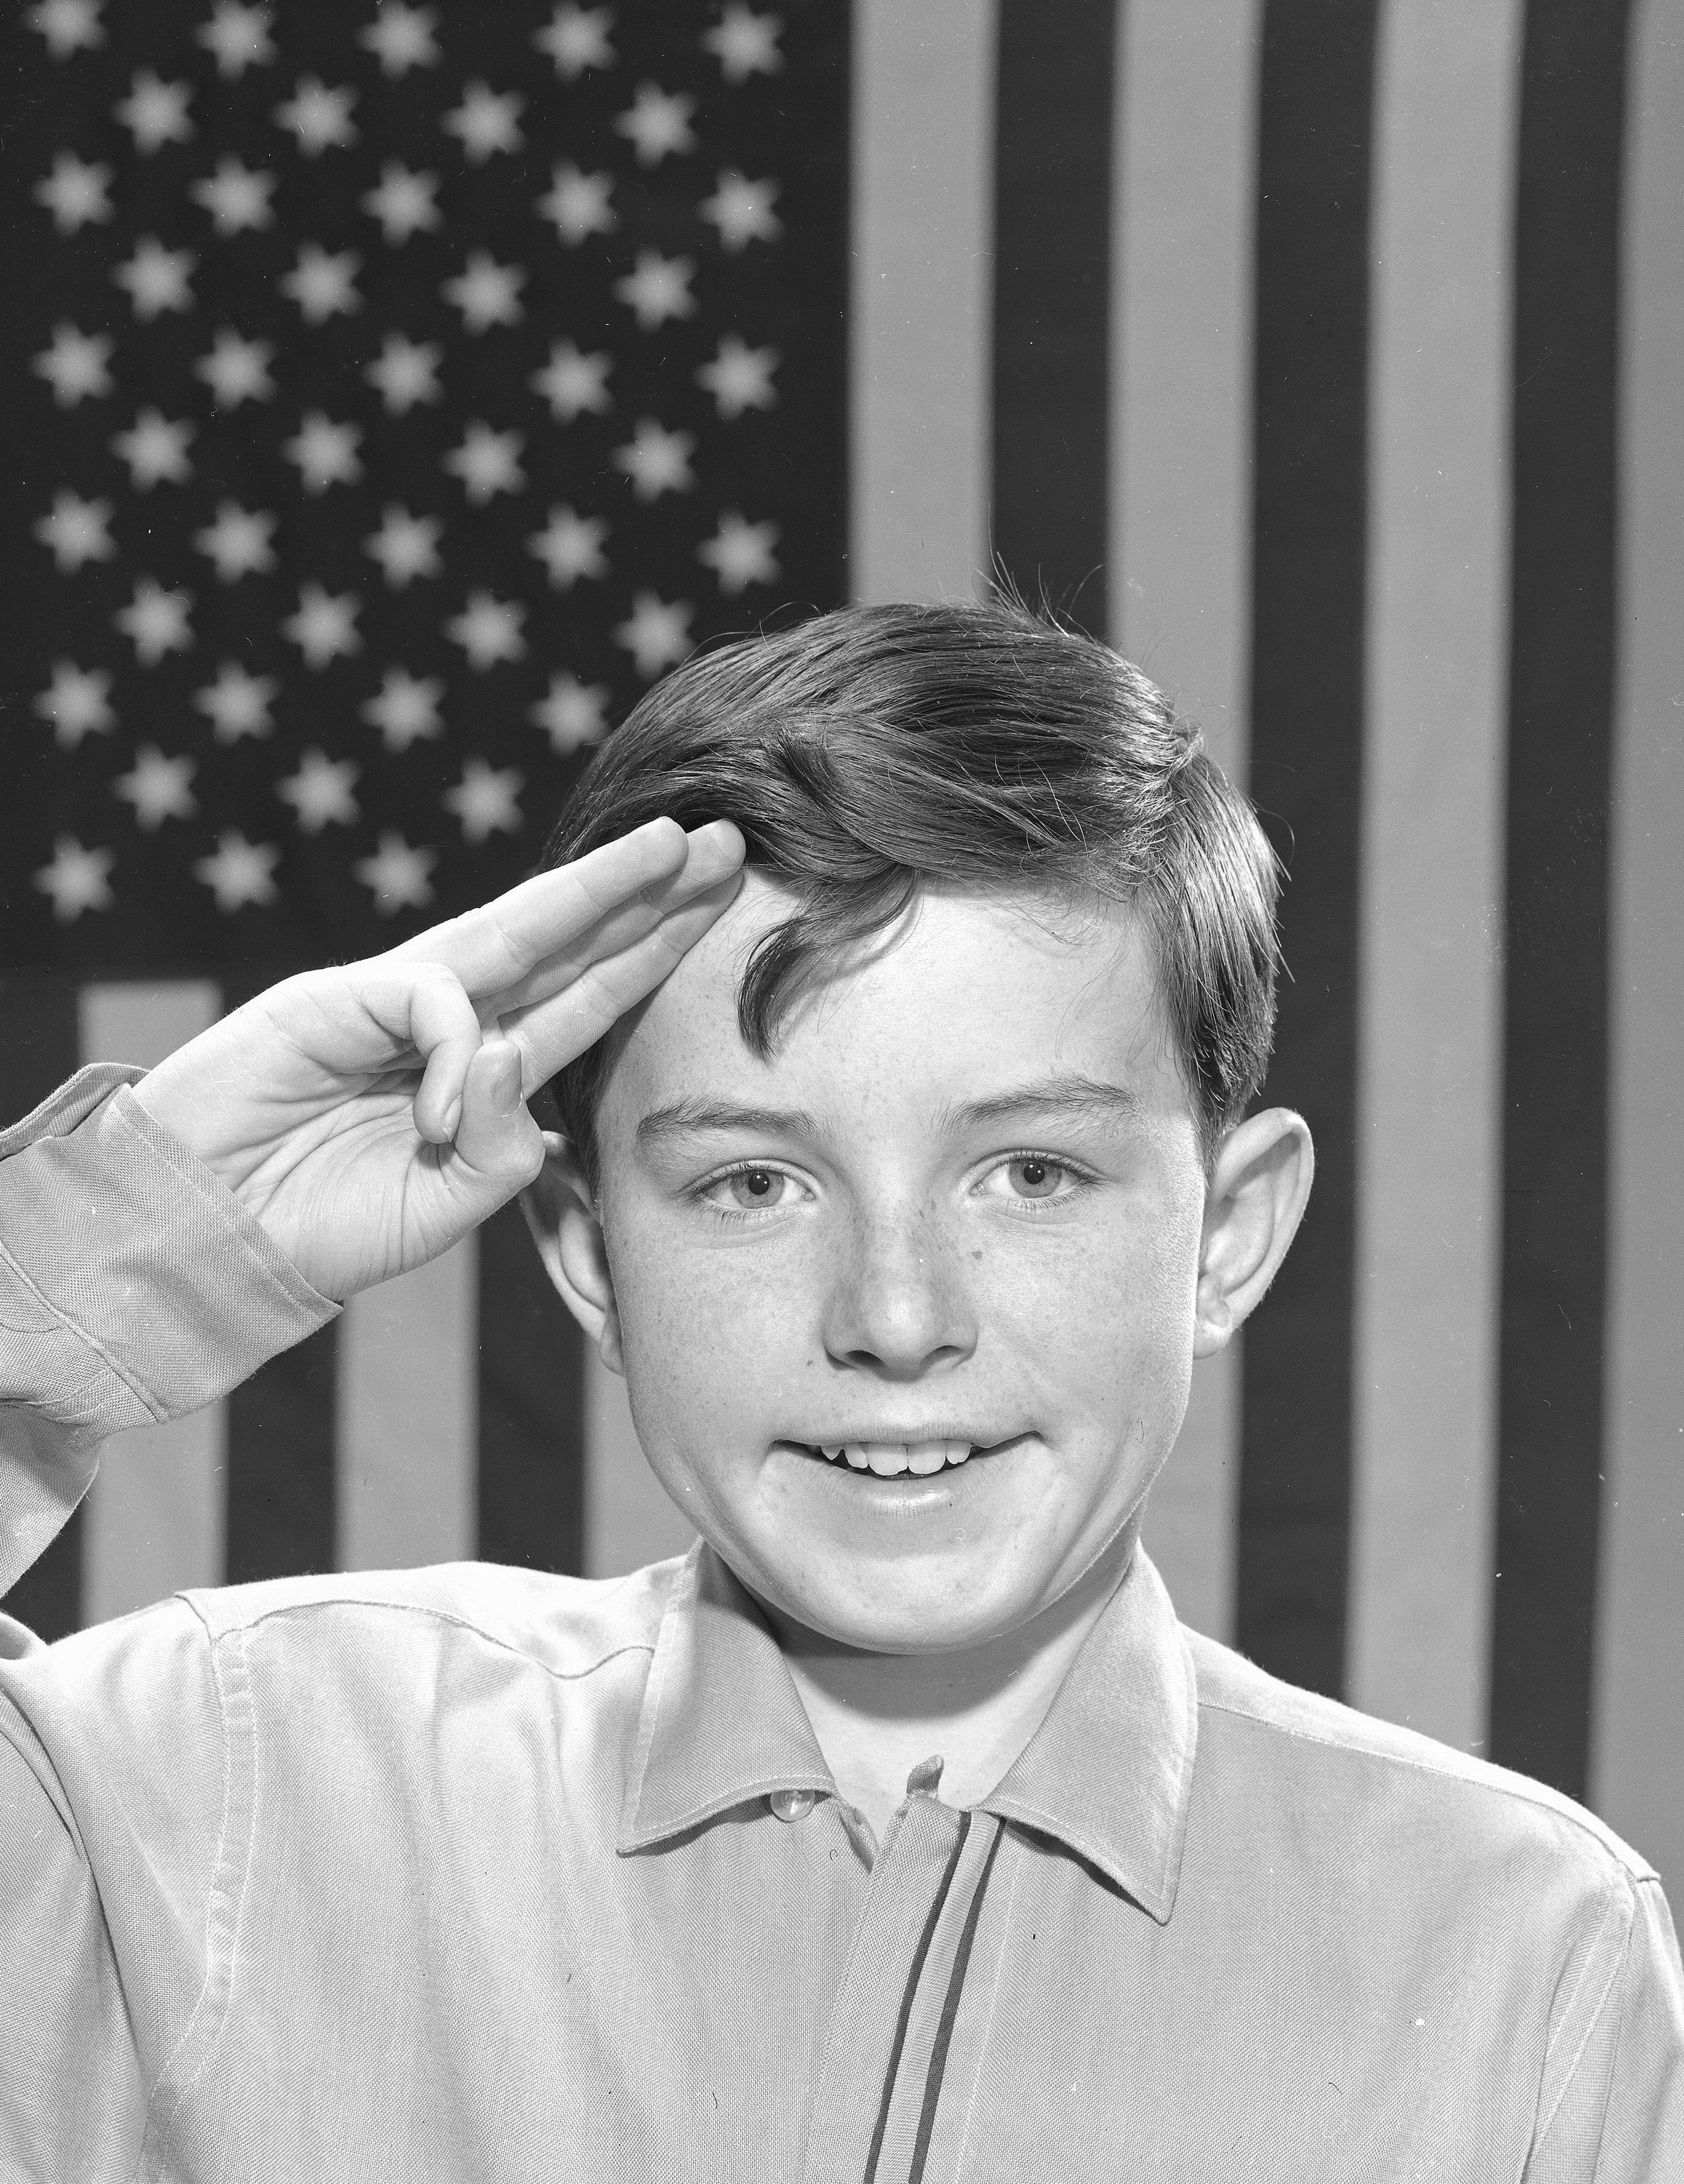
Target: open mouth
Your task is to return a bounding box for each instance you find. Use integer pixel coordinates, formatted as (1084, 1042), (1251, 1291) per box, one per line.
(780, 1437), (1014, 1478)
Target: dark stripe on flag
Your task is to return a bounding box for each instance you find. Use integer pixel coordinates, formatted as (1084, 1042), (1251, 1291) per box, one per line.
(990, 0), (1116, 631)
(1490, 0), (1633, 1802)
(1238, 0), (1379, 1700)
(476, 1189), (585, 1578)
(0, 975), (84, 1640)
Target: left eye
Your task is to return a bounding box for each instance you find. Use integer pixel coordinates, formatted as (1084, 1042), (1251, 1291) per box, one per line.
(977, 1155), (1083, 1204)
(706, 1165), (797, 1212)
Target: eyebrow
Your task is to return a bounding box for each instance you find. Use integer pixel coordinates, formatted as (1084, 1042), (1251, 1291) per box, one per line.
(633, 1071), (1140, 1153)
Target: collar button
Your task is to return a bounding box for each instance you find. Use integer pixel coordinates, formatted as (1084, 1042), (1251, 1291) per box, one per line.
(769, 1787), (819, 1823)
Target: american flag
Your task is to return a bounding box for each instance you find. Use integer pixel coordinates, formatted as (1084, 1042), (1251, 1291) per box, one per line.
(3, 0), (1682, 1906)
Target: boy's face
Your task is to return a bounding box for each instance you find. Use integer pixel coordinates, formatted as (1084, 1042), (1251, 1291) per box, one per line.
(585, 873), (1212, 1655)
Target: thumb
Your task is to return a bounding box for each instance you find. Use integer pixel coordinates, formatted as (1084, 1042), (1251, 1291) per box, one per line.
(449, 1037), (545, 1198)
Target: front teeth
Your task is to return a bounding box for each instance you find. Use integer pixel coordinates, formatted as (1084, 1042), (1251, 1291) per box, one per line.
(815, 1440), (973, 1474)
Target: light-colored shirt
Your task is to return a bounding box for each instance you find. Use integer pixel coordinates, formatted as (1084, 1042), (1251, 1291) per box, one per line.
(2, 1069), (1682, 2183)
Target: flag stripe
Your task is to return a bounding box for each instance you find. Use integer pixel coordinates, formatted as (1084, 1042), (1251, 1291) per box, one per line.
(477, 1196), (588, 1579)
(1491, 0), (1634, 1800)
(1347, 0), (1519, 1747)
(1109, 0), (1264, 1643)
(850, 0), (996, 602)
(1590, 0), (1684, 1902)
(1237, 0), (1380, 1698)
(990, 0), (1115, 627)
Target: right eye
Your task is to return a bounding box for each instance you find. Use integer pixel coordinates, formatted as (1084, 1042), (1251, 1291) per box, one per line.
(695, 1163), (807, 1218)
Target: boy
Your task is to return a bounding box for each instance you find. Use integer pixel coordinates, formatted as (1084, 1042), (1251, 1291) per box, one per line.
(1, 601), (1679, 2179)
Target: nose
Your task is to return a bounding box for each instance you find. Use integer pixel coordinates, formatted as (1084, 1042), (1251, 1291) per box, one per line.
(819, 1199), (978, 1378)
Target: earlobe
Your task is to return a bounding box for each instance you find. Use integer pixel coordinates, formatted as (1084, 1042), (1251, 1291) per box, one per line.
(1192, 1108), (1314, 1358)
(518, 1132), (626, 1375)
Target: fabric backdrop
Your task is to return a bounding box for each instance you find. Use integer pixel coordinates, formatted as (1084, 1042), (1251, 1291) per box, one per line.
(1, 0), (1680, 1901)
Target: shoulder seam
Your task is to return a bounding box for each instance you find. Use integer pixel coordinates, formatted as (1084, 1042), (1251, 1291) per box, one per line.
(202, 1591), (657, 1683)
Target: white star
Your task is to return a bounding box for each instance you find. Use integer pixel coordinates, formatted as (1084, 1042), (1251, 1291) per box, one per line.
(614, 250), (695, 331)
(447, 591), (526, 670)
(191, 158), (275, 234)
(701, 170), (781, 251)
(35, 662), (114, 748)
(536, 163), (615, 244)
(699, 511), (779, 594)
(282, 243), (360, 322)
(535, 2), (612, 75)
(362, 668), (443, 748)
(194, 502), (275, 581)
(443, 250), (524, 332)
(444, 421), (523, 503)
(116, 579), (192, 664)
(532, 673), (607, 754)
(194, 832), (281, 912)
(199, 2), (275, 76)
(364, 505), (441, 587)
(114, 237), (194, 319)
(195, 661), (276, 739)
(361, 3), (438, 74)
(443, 759), (523, 844)
(444, 81), (523, 161)
(274, 77), (356, 155)
(34, 837), (115, 922)
(529, 505), (607, 590)
(116, 71), (193, 152)
(617, 84), (695, 166)
(277, 749), (360, 832)
(284, 411), (362, 493)
(114, 745), (197, 829)
(697, 332), (778, 417)
(362, 163), (439, 243)
(614, 418), (694, 500)
(531, 340), (611, 420)
(363, 332), (441, 414)
(113, 407), (194, 488)
(34, 323), (111, 405)
(702, 4), (781, 81)
(34, 491), (114, 571)
(196, 329), (274, 408)
(615, 591), (692, 678)
(355, 832), (435, 913)
(29, 0), (104, 60)
(284, 583), (361, 667)
(35, 154), (111, 233)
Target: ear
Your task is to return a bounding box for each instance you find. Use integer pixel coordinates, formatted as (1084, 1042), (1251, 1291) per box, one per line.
(518, 1131), (626, 1375)
(1192, 1108), (1314, 1358)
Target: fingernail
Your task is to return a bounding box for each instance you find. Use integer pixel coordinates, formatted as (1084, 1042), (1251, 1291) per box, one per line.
(442, 1097), (462, 1138)
(492, 1048), (523, 1110)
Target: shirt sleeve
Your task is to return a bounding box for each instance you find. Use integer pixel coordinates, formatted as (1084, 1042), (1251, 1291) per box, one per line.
(0, 1063), (339, 1599)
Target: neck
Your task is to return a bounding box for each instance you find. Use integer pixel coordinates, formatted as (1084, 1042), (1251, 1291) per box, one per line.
(753, 1520), (1140, 1840)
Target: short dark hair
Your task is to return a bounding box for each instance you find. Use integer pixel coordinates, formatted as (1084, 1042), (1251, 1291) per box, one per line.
(540, 599), (1281, 1193)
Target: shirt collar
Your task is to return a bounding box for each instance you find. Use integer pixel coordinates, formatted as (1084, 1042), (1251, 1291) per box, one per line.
(617, 1538), (1198, 1926)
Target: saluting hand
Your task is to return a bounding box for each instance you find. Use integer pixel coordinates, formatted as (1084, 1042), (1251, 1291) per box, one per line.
(131, 817), (745, 1303)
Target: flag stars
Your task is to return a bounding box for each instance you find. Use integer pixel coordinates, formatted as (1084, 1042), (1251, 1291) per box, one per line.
(35, 491), (115, 571)
(614, 418), (694, 500)
(115, 745), (197, 830)
(445, 422), (524, 503)
(115, 70), (193, 152)
(616, 84), (695, 166)
(275, 77), (358, 155)
(195, 661), (276, 740)
(361, 3), (439, 75)
(362, 164), (440, 243)
(115, 237), (194, 319)
(114, 408), (194, 488)
(30, 0), (105, 60)
(117, 579), (193, 664)
(532, 673), (607, 754)
(36, 838), (115, 922)
(365, 333), (441, 414)
(529, 506), (607, 590)
(615, 592), (692, 678)
(443, 759), (523, 843)
(278, 750), (360, 832)
(355, 833), (435, 914)
(445, 82), (524, 161)
(36, 323), (112, 405)
(536, 3), (613, 76)
(532, 341), (611, 420)
(195, 502), (276, 582)
(700, 511), (779, 593)
(199, 2), (275, 77)
(197, 330), (274, 407)
(443, 251), (524, 331)
(703, 4), (782, 81)
(36, 154), (111, 232)
(285, 412), (362, 493)
(697, 332), (778, 417)
(191, 159), (275, 234)
(362, 669), (443, 748)
(364, 506), (442, 588)
(536, 163), (615, 244)
(36, 662), (114, 748)
(282, 243), (361, 321)
(447, 591), (526, 669)
(702, 170), (781, 251)
(614, 250), (695, 330)
(195, 833), (281, 912)
(285, 583), (362, 667)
